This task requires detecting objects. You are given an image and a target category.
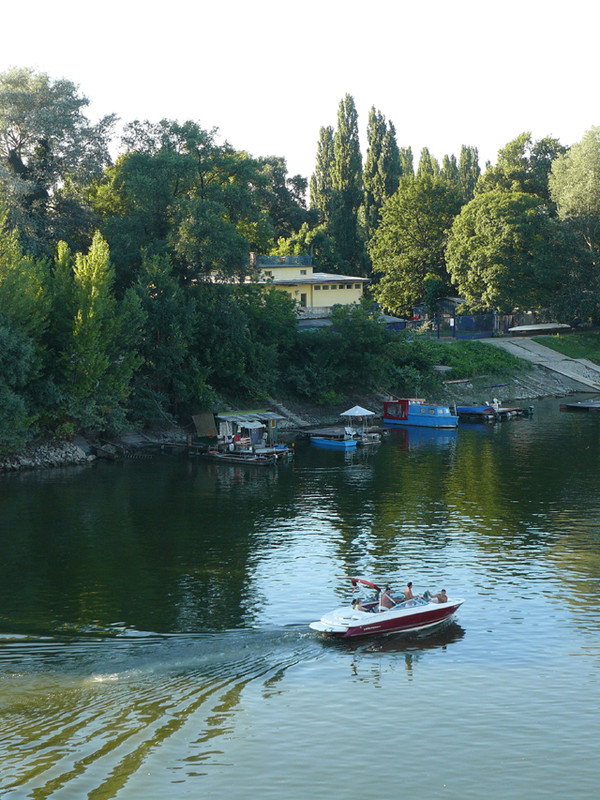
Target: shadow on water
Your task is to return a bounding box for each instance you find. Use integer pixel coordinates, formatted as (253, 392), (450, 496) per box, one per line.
(315, 619), (465, 655)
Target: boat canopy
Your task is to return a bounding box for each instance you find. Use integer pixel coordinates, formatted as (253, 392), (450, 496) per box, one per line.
(351, 577), (382, 593)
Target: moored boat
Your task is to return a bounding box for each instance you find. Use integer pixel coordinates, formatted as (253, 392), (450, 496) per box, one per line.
(456, 404), (496, 420)
(560, 399), (600, 412)
(383, 399), (458, 429)
(205, 444), (291, 465)
(309, 432), (357, 450)
(309, 578), (463, 638)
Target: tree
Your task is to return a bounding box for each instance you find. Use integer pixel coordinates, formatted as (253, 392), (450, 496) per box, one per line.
(362, 108), (402, 240)
(399, 147), (414, 177)
(446, 190), (566, 312)
(362, 107), (389, 238)
(192, 283), (297, 400)
(0, 316), (39, 447)
(0, 210), (49, 342)
(94, 119), (301, 286)
(0, 68), (115, 256)
(417, 147), (439, 178)
(477, 132), (566, 202)
(549, 126), (600, 253)
(331, 94), (364, 271)
(458, 145), (480, 202)
(271, 222), (339, 271)
(309, 125), (335, 224)
(369, 175), (462, 315)
(254, 156), (309, 242)
(548, 127), (600, 323)
(383, 121), (402, 196)
(59, 233), (144, 430)
(131, 255), (209, 422)
(440, 154), (459, 186)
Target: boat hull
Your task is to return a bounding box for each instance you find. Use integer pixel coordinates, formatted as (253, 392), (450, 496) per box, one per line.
(310, 436), (357, 450)
(383, 416), (458, 429)
(310, 599), (463, 638)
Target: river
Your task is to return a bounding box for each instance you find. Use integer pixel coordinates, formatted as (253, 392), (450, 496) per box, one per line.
(1, 395), (600, 799)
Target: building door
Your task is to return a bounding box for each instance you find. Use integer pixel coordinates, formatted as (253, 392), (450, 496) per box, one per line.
(300, 293), (307, 307)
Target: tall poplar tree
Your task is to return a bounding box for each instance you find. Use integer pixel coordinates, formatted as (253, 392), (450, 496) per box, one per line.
(441, 154), (460, 185)
(363, 108), (402, 240)
(383, 122), (402, 195)
(363, 107), (388, 238)
(309, 125), (335, 224)
(399, 147), (414, 177)
(458, 145), (480, 202)
(331, 94), (364, 271)
(417, 147), (439, 177)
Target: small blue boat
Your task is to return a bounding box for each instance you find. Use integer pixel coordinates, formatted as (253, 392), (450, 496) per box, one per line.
(456, 404), (496, 419)
(310, 434), (357, 450)
(383, 399), (458, 429)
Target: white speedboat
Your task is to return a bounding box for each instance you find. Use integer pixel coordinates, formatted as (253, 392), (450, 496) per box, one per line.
(309, 577), (464, 639)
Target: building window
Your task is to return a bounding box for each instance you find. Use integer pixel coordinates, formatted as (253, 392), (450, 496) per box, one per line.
(315, 285), (321, 290)
(330, 285), (336, 290)
(339, 284), (344, 289)
(323, 285), (329, 290)
(354, 283), (360, 289)
(300, 269), (307, 275)
(346, 283), (352, 289)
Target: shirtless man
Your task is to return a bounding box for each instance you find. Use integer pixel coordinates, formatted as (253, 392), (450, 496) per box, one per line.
(430, 589), (448, 603)
(380, 587), (396, 609)
(404, 581), (415, 600)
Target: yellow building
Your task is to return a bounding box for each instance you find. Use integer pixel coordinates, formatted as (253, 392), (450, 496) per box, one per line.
(251, 254), (369, 318)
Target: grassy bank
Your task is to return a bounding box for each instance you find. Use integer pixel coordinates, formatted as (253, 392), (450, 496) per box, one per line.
(533, 332), (600, 365)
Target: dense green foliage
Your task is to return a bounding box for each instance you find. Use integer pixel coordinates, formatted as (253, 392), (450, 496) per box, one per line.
(2, 69), (600, 449)
(446, 190), (567, 312)
(0, 68), (115, 257)
(369, 175), (462, 315)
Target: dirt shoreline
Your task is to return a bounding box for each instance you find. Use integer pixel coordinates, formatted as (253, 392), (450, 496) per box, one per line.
(0, 364), (589, 473)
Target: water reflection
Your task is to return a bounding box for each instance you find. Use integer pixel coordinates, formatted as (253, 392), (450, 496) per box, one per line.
(333, 622), (467, 685)
(387, 426), (459, 450)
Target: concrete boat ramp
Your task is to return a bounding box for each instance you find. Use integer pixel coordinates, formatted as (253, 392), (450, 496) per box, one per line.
(480, 337), (600, 392)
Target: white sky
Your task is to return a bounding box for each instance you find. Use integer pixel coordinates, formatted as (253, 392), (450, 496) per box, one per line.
(2, 0), (599, 181)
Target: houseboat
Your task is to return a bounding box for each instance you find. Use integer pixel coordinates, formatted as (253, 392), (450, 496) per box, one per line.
(383, 399), (458, 429)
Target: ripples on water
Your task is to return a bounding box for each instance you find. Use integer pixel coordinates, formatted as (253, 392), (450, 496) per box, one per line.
(2, 397), (600, 798)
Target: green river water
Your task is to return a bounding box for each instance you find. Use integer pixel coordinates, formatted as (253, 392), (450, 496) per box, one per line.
(1, 395), (600, 799)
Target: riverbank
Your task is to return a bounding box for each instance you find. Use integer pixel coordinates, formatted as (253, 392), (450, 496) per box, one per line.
(1, 361), (587, 474)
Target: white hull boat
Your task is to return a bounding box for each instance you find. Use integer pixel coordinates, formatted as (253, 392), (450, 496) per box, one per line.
(310, 578), (463, 639)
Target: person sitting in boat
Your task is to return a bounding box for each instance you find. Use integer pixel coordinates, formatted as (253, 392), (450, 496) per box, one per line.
(352, 598), (369, 612)
(404, 581), (415, 600)
(428, 589), (448, 603)
(380, 587), (396, 609)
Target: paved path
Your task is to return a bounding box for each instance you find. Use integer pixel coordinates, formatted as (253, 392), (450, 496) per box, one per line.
(480, 337), (600, 391)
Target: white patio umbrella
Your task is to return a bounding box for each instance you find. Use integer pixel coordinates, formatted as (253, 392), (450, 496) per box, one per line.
(340, 405), (375, 418)
(340, 406), (376, 435)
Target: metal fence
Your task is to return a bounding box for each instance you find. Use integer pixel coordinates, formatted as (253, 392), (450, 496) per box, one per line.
(453, 312), (538, 339)
(454, 314), (494, 339)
